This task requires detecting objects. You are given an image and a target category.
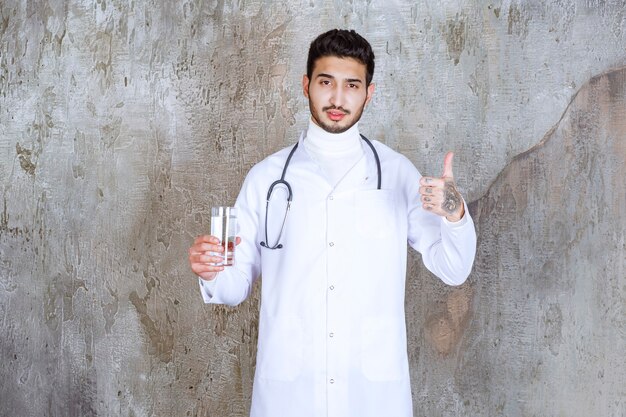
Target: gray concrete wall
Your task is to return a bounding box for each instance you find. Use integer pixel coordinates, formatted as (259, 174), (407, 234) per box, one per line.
(1, 1), (624, 416)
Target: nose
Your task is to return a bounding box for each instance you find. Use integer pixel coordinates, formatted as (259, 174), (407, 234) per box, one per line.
(329, 85), (345, 108)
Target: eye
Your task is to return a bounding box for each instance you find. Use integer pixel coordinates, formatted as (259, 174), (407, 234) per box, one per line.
(348, 83), (359, 89)
(320, 79), (332, 86)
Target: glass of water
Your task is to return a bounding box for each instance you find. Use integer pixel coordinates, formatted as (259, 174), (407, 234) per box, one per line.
(210, 206), (237, 266)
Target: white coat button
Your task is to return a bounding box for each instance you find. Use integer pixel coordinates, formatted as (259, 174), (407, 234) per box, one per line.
(329, 379), (335, 384)
(329, 195), (334, 200)
(329, 285), (334, 290)
(329, 242), (334, 247)
(329, 332), (334, 337)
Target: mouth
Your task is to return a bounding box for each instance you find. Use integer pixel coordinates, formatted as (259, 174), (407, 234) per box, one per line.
(327, 111), (346, 121)
(324, 106), (350, 122)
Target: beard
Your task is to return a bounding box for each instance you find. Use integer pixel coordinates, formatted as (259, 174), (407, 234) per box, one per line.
(308, 98), (367, 134)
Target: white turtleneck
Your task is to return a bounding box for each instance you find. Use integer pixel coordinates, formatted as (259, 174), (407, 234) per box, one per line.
(303, 119), (365, 187)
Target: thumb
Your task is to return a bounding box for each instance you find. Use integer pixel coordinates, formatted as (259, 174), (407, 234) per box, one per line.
(442, 151), (454, 179)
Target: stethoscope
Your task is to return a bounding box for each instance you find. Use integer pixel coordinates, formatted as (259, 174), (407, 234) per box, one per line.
(260, 134), (382, 249)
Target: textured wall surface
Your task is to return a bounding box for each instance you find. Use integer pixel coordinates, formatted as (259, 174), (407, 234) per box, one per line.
(1, 1), (625, 416)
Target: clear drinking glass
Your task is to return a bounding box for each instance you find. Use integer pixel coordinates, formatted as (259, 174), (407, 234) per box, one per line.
(210, 206), (237, 266)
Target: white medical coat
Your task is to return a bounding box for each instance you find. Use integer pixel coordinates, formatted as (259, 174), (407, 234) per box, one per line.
(200, 132), (477, 417)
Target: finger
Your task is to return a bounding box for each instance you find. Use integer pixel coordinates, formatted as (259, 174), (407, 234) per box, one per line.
(193, 235), (221, 245)
(442, 151), (454, 179)
(419, 185), (444, 197)
(189, 242), (224, 256)
(193, 235), (210, 244)
(188, 244), (214, 256)
(420, 194), (437, 204)
(189, 253), (225, 264)
(419, 176), (445, 187)
(235, 236), (242, 246)
(192, 263), (224, 274)
(190, 252), (228, 267)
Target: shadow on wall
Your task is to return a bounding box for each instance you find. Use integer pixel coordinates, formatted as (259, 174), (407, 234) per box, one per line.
(460, 66), (626, 414)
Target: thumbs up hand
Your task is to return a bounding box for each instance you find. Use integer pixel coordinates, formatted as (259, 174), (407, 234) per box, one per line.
(418, 152), (465, 222)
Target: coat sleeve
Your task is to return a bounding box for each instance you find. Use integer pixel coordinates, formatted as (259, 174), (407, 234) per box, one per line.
(405, 163), (477, 286)
(198, 166), (263, 306)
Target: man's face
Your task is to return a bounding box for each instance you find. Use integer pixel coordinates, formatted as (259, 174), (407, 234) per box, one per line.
(303, 56), (375, 134)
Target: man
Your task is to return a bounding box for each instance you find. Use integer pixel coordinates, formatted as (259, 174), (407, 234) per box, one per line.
(188, 29), (476, 417)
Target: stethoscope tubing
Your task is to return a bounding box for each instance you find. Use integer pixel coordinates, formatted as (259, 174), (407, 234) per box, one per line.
(261, 134), (381, 249)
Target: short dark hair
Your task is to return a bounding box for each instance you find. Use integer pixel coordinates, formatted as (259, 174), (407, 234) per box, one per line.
(307, 29), (375, 86)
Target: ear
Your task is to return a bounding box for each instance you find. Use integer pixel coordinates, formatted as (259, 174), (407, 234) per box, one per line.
(302, 74), (310, 98)
(364, 83), (375, 106)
